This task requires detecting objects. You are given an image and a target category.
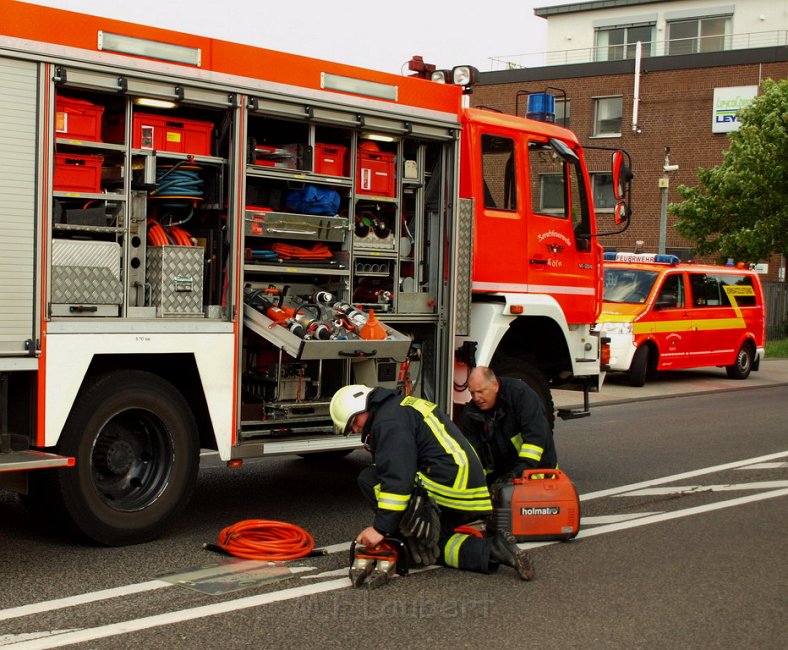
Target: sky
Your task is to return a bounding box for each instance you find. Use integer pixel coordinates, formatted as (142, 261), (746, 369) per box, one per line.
(23, 0), (568, 74)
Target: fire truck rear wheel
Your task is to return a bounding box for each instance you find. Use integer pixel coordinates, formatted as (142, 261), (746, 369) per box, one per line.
(726, 342), (754, 380)
(491, 360), (555, 431)
(52, 370), (199, 546)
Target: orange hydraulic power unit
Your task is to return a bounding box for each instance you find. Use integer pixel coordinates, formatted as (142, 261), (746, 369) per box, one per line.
(492, 468), (580, 541)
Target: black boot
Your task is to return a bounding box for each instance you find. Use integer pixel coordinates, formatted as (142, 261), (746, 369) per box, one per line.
(489, 531), (535, 581)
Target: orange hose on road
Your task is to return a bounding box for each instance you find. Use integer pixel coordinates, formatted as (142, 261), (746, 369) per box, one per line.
(216, 519), (315, 560)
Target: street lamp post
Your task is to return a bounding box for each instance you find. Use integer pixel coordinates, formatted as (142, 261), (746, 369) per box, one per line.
(658, 147), (678, 254)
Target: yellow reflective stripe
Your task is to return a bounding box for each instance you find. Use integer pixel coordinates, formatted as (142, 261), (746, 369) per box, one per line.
(597, 313), (635, 323)
(377, 490), (410, 512)
(633, 320), (692, 334)
(443, 533), (469, 568)
(433, 494), (492, 511)
(509, 432), (523, 451)
(519, 443), (543, 462)
(633, 316), (745, 335)
(418, 473), (490, 500)
(401, 396), (469, 491)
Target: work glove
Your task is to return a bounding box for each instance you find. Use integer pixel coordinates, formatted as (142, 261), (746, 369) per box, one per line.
(399, 481), (442, 566)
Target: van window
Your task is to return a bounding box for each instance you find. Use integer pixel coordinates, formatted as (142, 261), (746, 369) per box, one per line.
(604, 268), (658, 303)
(656, 273), (684, 308)
(689, 273), (756, 307)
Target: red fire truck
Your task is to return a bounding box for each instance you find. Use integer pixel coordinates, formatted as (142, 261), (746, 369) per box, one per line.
(0, 0), (631, 544)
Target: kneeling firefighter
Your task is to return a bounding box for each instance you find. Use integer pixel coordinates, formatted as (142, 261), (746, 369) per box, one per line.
(330, 385), (535, 585)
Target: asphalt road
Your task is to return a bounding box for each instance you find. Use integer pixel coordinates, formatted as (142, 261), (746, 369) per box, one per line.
(1, 383), (786, 649)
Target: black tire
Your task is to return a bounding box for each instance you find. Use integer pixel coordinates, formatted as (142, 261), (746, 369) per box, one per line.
(490, 359), (555, 431)
(628, 345), (649, 387)
(51, 370), (199, 546)
(726, 342), (754, 380)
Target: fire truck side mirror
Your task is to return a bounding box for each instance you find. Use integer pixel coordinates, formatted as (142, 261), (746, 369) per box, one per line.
(611, 151), (632, 201)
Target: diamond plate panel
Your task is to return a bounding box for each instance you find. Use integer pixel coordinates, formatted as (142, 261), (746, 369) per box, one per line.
(454, 198), (474, 336)
(147, 246), (204, 317)
(51, 240), (123, 305)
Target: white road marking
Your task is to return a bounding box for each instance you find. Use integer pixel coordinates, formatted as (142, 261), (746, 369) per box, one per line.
(2, 451), (785, 648)
(581, 513), (663, 525)
(300, 568), (349, 579)
(575, 488), (788, 540)
(0, 582), (170, 623)
(0, 633), (79, 645)
(736, 462), (788, 470)
(580, 450), (788, 501)
(614, 481), (788, 497)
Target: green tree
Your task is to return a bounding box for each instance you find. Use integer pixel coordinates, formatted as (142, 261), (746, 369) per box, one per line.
(670, 78), (788, 262)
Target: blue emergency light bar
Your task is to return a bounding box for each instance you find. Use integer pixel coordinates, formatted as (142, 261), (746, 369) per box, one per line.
(604, 252), (680, 265)
(527, 93), (556, 123)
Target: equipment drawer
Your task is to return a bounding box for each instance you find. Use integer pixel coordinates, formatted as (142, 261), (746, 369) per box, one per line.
(243, 305), (411, 361)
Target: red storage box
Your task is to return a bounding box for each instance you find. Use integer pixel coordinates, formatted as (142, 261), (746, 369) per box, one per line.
(356, 143), (395, 196)
(54, 154), (104, 193)
(315, 143), (347, 176)
(104, 113), (213, 155)
(56, 96), (104, 142)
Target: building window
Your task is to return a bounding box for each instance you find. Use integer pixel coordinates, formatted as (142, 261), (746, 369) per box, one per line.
(593, 97), (622, 137)
(530, 140), (592, 245)
(555, 99), (570, 128)
(665, 247), (693, 262)
(668, 16), (731, 55)
(591, 172), (615, 211)
(537, 174), (565, 213)
(595, 24), (654, 61)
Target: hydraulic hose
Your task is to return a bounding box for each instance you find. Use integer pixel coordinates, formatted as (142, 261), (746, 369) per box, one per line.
(212, 519), (315, 561)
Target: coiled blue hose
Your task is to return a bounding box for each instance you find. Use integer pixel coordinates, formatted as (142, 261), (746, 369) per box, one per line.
(153, 167), (203, 198)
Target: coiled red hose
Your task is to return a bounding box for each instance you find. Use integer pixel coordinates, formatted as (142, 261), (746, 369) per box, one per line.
(215, 519), (315, 560)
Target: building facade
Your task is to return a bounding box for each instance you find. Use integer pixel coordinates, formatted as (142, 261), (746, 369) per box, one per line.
(473, 0), (788, 280)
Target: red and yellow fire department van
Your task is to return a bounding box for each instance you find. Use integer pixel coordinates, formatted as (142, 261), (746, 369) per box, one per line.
(595, 253), (766, 386)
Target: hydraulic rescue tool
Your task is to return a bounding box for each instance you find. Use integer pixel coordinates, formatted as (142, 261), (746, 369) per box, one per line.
(491, 468), (580, 541)
(349, 538), (409, 589)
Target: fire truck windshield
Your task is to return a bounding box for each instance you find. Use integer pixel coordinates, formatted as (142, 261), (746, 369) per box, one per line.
(603, 268), (659, 303)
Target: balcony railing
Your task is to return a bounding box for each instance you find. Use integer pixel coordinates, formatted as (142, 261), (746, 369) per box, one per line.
(488, 30), (788, 71)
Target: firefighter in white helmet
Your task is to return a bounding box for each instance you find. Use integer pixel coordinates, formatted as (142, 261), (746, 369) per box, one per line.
(330, 384), (535, 580)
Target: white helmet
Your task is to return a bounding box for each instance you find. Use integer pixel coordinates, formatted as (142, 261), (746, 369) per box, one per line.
(330, 384), (372, 433)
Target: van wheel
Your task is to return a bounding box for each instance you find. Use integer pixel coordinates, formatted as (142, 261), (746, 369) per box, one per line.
(628, 346), (649, 387)
(726, 342), (754, 380)
(490, 360), (555, 431)
(50, 370), (199, 546)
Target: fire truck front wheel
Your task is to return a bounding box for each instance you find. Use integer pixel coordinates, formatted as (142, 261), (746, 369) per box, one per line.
(52, 370), (200, 546)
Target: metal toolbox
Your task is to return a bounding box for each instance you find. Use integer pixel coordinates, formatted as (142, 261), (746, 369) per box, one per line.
(50, 239), (122, 314)
(245, 208), (347, 242)
(146, 246), (204, 317)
